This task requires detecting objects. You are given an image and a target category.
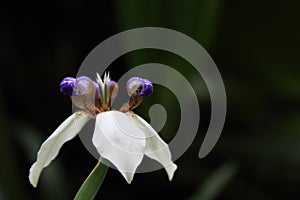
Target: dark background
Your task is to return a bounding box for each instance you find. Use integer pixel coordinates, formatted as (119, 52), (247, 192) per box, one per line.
(1, 0), (300, 199)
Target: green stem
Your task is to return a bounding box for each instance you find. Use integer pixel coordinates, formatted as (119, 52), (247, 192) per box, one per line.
(74, 158), (109, 200)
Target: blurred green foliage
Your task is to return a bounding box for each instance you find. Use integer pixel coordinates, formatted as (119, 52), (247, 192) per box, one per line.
(0, 0), (299, 199)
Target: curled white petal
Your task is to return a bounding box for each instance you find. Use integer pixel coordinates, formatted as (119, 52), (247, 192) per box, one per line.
(130, 114), (177, 181)
(29, 112), (90, 187)
(92, 111), (146, 183)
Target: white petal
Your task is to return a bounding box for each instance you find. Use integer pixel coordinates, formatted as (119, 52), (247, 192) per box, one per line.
(92, 111), (146, 183)
(130, 114), (177, 181)
(29, 112), (90, 187)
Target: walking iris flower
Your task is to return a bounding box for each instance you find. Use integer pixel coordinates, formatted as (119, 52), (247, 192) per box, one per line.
(29, 72), (177, 187)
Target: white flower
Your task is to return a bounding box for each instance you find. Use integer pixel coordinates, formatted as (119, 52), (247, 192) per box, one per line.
(29, 73), (177, 187)
(93, 110), (177, 183)
(29, 112), (89, 187)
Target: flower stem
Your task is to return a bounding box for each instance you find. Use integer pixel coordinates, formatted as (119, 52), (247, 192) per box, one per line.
(74, 158), (109, 200)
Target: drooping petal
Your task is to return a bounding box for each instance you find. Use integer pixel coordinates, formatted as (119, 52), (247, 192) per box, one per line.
(92, 111), (146, 183)
(130, 114), (177, 181)
(29, 112), (90, 187)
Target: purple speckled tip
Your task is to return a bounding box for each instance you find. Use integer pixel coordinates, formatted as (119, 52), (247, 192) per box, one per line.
(60, 76), (100, 96)
(60, 77), (76, 96)
(127, 77), (153, 97)
(110, 80), (117, 87)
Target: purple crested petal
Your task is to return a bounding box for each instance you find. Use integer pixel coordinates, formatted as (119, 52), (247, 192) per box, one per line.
(127, 77), (153, 97)
(72, 76), (100, 96)
(137, 80), (153, 97)
(60, 77), (76, 96)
